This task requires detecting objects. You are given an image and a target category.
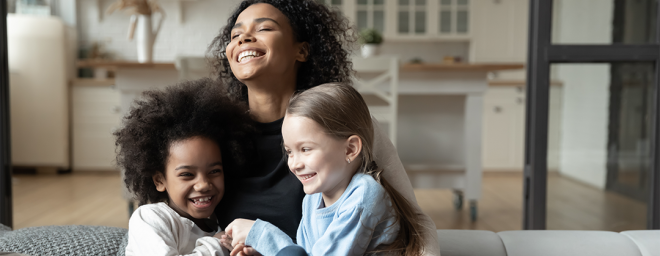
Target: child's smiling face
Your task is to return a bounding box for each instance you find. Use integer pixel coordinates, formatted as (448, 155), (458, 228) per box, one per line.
(153, 136), (224, 221)
(282, 115), (360, 206)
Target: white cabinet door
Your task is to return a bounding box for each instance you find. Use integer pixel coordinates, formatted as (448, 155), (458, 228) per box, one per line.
(470, 0), (528, 63)
(482, 86), (526, 171)
(482, 84), (563, 171)
(72, 85), (122, 171)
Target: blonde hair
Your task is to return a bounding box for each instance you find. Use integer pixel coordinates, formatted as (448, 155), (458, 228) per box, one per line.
(287, 83), (424, 256)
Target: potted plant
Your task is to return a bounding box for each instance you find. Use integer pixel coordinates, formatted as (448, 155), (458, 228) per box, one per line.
(359, 28), (383, 58)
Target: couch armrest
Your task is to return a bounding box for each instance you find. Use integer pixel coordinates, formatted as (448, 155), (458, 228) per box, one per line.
(621, 230), (660, 256)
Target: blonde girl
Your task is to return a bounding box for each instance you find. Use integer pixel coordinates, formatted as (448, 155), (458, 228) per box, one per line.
(224, 83), (424, 256)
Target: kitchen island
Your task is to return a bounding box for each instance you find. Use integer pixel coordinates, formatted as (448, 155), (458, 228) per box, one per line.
(352, 57), (523, 220)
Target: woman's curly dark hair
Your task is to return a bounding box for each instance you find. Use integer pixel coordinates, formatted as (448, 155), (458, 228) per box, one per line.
(208, 0), (356, 101)
(114, 78), (254, 205)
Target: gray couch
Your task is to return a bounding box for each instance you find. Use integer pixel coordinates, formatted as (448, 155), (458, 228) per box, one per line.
(0, 224), (659, 255)
(437, 229), (660, 256)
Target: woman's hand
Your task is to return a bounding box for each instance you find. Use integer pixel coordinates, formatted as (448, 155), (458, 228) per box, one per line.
(225, 219), (256, 247)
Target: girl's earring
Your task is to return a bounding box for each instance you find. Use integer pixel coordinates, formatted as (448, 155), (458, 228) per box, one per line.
(347, 158), (351, 163)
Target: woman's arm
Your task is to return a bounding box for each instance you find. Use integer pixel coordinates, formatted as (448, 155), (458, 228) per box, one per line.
(371, 117), (441, 256)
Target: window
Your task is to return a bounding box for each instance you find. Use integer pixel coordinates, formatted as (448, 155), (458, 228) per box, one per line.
(398, 0), (427, 34)
(356, 0), (385, 33)
(316, 0), (343, 13)
(440, 0), (469, 34)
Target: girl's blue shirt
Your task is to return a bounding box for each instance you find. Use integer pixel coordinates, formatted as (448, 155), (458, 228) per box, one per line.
(245, 173), (399, 256)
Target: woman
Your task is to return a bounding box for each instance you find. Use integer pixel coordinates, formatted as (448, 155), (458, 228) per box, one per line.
(208, 1), (440, 255)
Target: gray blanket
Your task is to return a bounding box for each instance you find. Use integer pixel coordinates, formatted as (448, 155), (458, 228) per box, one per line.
(0, 224), (128, 256)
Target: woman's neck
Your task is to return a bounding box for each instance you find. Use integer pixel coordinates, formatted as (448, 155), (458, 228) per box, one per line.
(246, 82), (296, 123)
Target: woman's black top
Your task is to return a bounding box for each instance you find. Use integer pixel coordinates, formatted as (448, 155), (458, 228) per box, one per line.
(215, 118), (305, 240)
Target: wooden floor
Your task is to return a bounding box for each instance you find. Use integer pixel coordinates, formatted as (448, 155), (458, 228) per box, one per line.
(10, 171), (647, 231)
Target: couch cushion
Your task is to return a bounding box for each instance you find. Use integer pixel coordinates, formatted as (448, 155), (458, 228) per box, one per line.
(437, 230), (507, 256)
(621, 230), (660, 256)
(116, 232), (129, 256)
(0, 224), (11, 238)
(0, 225), (127, 256)
(498, 230), (643, 256)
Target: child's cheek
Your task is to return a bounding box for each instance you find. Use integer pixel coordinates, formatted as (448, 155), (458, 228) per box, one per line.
(287, 157), (294, 172)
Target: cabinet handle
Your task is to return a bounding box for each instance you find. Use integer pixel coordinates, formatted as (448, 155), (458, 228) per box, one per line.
(517, 98), (524, 104)
(113, 106), (121, 114)
(494, 106), (502, 113)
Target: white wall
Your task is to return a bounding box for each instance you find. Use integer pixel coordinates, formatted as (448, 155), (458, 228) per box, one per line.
(553, 0), (613, 189)
(77, 0), (243, 61)
(77, 0), (469, 63)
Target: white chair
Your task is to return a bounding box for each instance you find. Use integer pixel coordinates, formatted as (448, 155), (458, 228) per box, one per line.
(352, 56), (399, 148)
(175, 56), (213, 81)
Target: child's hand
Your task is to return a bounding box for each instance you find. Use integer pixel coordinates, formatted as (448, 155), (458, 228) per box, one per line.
(225, 219), (256, 247)
(230, 242), (245, 256)
(230, 242), (263, 256)
(219, 233), (233, 251)
(213, 231), (231, 242)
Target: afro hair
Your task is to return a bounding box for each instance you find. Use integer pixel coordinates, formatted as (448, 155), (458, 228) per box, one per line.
(114, 78), (254, 205)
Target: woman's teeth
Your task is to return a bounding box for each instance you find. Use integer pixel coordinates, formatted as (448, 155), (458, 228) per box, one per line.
(238, 50), (263, 63)
(300, 173), (316, 181)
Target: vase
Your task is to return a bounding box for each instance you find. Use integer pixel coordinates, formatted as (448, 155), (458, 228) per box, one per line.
(134, 14), (164, 63)
(135, 15), (154, 63)
(361, 44), (380, 58)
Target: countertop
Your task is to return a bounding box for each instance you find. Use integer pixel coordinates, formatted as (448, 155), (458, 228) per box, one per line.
(77, 60), (523, 72)
(401, 63), (524, 72)
(77, 60), (176, 69)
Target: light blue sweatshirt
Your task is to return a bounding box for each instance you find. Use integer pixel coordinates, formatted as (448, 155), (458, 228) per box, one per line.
(245, 173), (399, 256)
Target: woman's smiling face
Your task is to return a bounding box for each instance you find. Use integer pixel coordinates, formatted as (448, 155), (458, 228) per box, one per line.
(226, 3), (307, 83)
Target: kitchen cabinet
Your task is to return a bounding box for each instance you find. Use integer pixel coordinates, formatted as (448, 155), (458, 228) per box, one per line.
(482, 82), (563, 171)
(470, 0), (528, 63)
(320, 0), (527, 62)
(71, 80), (122, 171)
(320, 0), (471, 40)
(73, 61), (180, 171)
(482, 85), (526, 171)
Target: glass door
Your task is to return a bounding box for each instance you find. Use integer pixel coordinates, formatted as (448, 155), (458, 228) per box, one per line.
(524, 0), (660, 230)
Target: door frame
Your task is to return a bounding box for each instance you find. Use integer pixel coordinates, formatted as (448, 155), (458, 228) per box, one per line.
(524, 0), (660, 229)
(1, 3), (14, 227)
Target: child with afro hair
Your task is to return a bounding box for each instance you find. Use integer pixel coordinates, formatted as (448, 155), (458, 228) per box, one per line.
(114, 78), (253, 256)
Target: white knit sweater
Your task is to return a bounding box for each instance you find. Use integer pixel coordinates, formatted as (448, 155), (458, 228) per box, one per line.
(125, 202), (228, 256)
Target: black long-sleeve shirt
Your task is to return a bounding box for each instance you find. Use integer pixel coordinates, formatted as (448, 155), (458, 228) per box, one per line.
(215, 118), (305, 240)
